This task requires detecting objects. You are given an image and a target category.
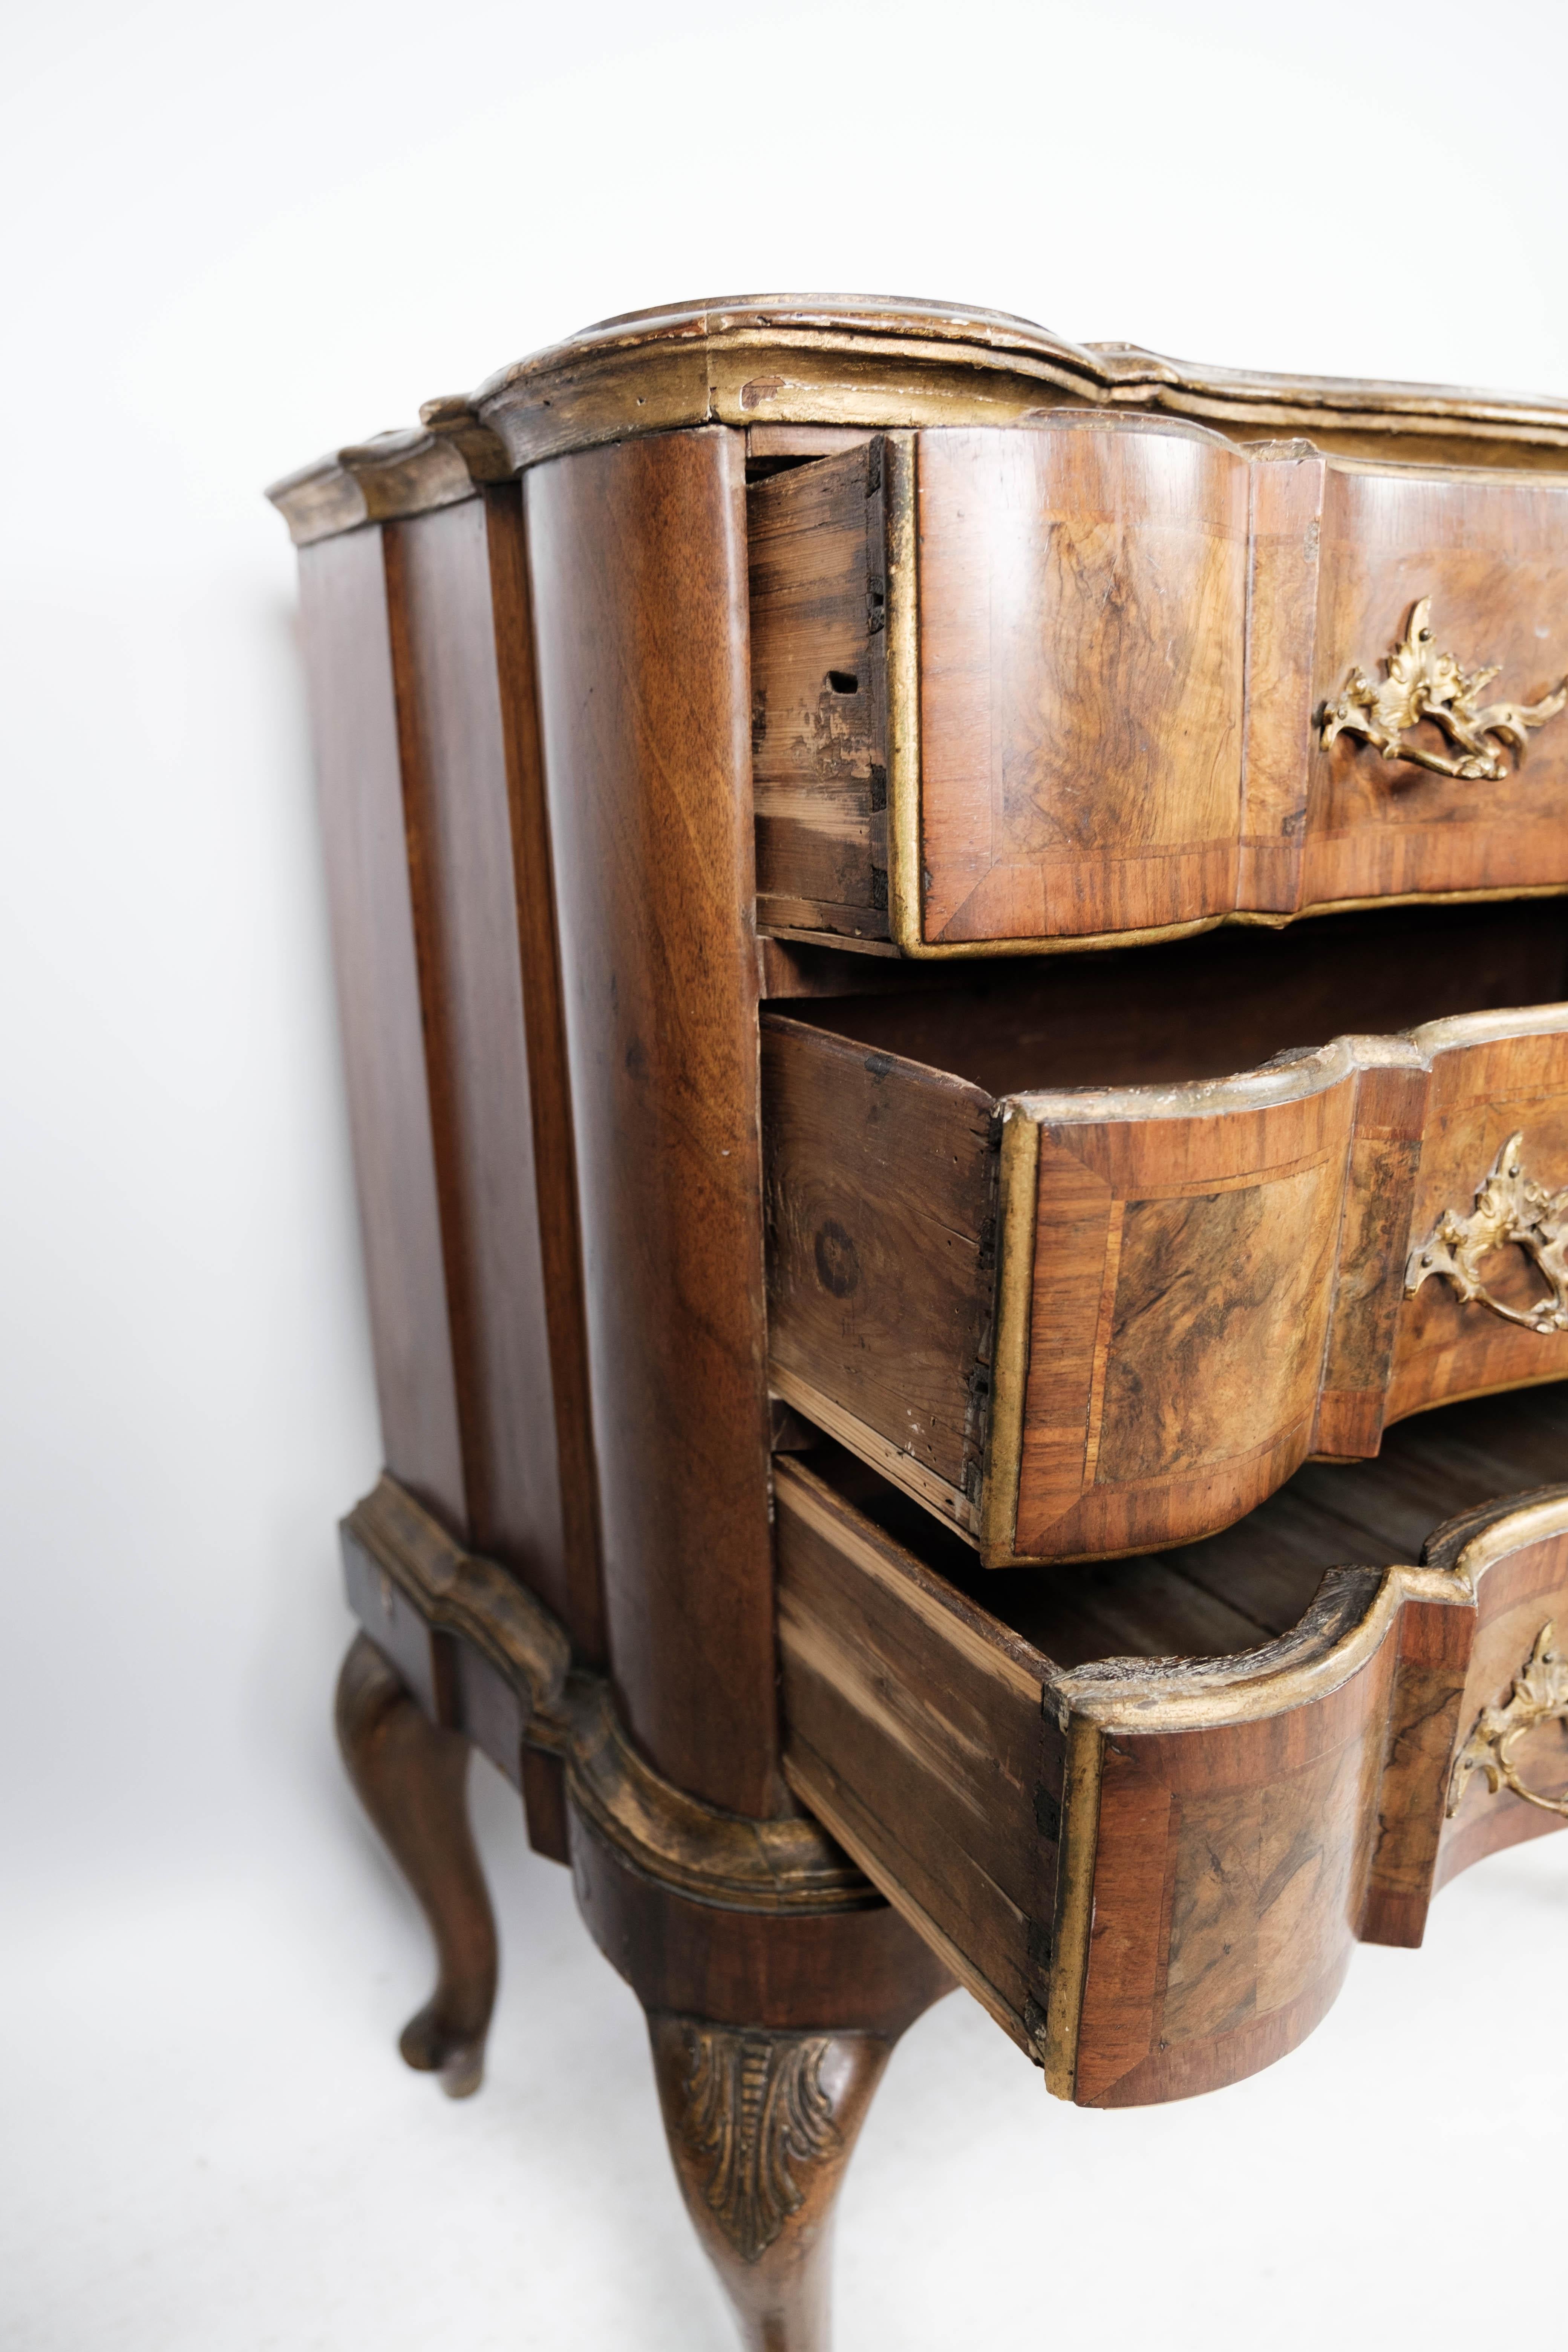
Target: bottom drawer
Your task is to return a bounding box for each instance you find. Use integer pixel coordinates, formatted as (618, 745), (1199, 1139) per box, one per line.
(777, 1384), (1568, 2107)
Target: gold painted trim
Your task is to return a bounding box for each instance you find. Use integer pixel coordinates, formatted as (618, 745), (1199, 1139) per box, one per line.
(347, 1475), (875, 1916)
(1043, 1716), (1102, 2100)
(266, 427), (483, 547)
(345, 1475), (570, 1709)
(980, 1111), (1040, 1562)
(1441, 1491), (1568, 1591)
(884, 433), (926, 956)
(765, 883), (1568, 964)
(768, 1361), (978, 1539)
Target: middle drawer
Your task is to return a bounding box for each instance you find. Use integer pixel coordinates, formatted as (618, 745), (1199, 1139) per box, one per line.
(762, 903), (1568, 1565)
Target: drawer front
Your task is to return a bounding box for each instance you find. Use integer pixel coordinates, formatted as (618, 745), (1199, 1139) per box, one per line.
(750, 430), (1568, 955)
(911, 422), (1247, 947)
(1391, 1020), (1568, 1420)
(765, 1006), (1568, 1566)
(775, 1458), (1568, 2106)
(1297, 457), (1568, 913)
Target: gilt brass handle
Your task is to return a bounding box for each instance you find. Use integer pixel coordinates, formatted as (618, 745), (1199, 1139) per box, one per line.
(1448, 1621), (1568, 1818)
(1406, 1132), (1568, 1334)
(1320, 598), (1568, 783)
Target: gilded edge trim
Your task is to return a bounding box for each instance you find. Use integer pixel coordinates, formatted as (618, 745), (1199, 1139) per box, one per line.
(265, 429), (483, 548)
(980, 1110), (1040, 1562)
(345, 1474), (876, 1915)
(1043, 1715), (1102, 2099)
(884, 432), (925, 956)
(1436, 1488), (1568, 1589)
(345, 1473), (570, 1707)
(764, 885), (1568, 965)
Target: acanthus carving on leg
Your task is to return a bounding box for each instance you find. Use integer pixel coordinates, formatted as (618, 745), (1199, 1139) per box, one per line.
(334, 1630), (499, 2098)
(649, 2015), (893, 2352)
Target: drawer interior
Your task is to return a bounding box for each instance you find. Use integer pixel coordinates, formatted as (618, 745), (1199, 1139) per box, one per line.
(776, 1377), (1568, 2108)
(786, 1378), (1568, 1668)
(766, 897), (1568, 1095)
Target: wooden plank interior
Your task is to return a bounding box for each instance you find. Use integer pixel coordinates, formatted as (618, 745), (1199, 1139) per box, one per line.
(762, 1016), (996, 1509)
(749, 441), (891, 941)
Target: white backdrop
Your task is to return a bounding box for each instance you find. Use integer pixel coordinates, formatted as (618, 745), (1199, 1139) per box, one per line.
(5, 2), (1567, 2344)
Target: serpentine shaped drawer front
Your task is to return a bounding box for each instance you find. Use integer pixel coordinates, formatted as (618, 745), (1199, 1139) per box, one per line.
(749, 426), (1568, 954)
(774, 1451), (1568, 2107)
(763, 1003), (1568, 1566)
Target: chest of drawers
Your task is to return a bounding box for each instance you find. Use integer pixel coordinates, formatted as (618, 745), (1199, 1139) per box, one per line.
(270, 294), (1568, 2350)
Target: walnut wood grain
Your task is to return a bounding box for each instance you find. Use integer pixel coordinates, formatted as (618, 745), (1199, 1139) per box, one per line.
(479, 482), (606, 1660)
(749, 441), (890, 942)
(762, 1017), (996, 1523)
(776, 1387), (1568, 2108)
(335, 1632), (498, 2098)
(383, 499), (574, 1624)
(912, 419), (1248, 948)
(524, 427), (783, 1815)
(297, 529), (466, 1530)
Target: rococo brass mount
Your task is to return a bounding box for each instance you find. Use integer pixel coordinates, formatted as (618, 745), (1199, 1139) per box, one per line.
(1448, 1621), (1568, 1818)
(1406, 1132), (1568, 1334)
(1319, 597), (1568, 782)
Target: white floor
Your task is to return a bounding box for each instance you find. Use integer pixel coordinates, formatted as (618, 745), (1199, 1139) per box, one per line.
(6, 1738), (1564, 2352)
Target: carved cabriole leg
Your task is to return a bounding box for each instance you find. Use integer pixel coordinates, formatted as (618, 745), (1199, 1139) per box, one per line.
(334, 1631), (498, 2097)
(336, 1478), (955, 2344)
(649, 2016), (891, 2352)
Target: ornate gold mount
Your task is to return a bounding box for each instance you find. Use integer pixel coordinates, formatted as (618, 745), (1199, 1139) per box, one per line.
(1448, 1620), (1568, 1818)
(1406, 1133), (1568, 1334)
(1319, 597), (1568, 782)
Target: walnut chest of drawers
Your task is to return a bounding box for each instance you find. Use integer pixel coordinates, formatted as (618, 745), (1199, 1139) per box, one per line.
(270, 294), (1568, 2350)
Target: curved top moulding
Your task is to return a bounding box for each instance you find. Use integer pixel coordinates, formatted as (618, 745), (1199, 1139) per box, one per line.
(267, 291), (1568, 540)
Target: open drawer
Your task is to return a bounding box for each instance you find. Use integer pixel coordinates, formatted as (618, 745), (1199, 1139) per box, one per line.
(749, 424), (1568, 954)
(776, 1384), (1568, 2106)
(763, 901), (1568, 1565)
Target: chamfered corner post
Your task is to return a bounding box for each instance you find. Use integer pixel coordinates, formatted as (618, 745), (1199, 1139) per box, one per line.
(648, 2014), (894, 2352)
(334, 1629), (499, 2097)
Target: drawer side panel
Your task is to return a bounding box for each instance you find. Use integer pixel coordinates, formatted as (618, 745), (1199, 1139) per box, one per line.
(775, 1466), (1058, 2053)
(763, 1019), (997, 1502)
(750, 442), (890, 940)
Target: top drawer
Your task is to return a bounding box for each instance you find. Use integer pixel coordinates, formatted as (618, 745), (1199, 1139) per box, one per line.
(749, 422), (1568, 954)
